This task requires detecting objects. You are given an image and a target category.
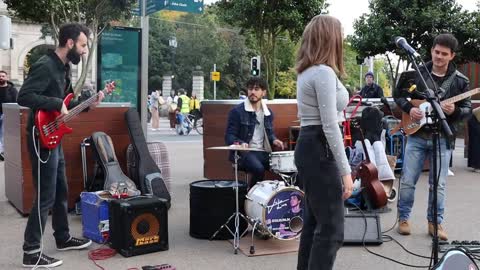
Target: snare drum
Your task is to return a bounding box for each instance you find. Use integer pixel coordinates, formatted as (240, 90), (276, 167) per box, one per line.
(245, 180), (304, 240)
(270, 151), (297, 173)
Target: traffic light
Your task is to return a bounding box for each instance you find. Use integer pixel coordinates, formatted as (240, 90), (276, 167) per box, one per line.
(250, 56), (260, 76)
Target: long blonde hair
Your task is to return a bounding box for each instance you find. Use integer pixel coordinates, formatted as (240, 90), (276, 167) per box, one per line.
(295, 15), (345, 76)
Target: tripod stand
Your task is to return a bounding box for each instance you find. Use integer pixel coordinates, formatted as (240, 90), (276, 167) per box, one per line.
(208, 147), (257, 254)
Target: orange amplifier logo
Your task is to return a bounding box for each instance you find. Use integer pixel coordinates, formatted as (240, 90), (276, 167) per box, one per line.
(135, 235), (159, 246)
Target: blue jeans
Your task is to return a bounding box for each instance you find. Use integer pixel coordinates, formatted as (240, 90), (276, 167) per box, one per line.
(23, 133), (70, 253)
(176, 113), (190, 135)
(238, 151), (269, 188)
(397, 135), (451, 224)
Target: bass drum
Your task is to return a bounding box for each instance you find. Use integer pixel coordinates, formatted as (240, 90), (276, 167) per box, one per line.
(245, 180), (304, 240)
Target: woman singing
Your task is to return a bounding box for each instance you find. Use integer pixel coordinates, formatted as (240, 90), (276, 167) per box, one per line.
(294, 15), (353, 270)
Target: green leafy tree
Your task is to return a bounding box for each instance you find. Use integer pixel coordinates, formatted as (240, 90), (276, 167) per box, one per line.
(149, 75), (163, 92)
(218, 33), (252, 98)
(343, 42), (391, 96)
(275, 69), (297, 98)
(349, 0), (480, 86)
(275, 35), (297, 73)
(148, 14), (176, 83)
(172, 11), (230, 95)
(343, 42), (363, 93)
(4, 0), (136, 94)
(217, 0), (327, 99)
(148, 8), (252, 99)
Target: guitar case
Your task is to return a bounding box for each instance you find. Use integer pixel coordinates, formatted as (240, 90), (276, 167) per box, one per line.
(86, 132), (140, 197)
(126, 142), (171, 193)
(125, 108), (171, 209)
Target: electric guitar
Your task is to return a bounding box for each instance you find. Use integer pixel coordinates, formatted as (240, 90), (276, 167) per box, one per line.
(35, 82), (115, 149)
(390, 88), (480, 136)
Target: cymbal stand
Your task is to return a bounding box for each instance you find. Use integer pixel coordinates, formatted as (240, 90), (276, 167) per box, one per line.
(210, 150), (250, 254)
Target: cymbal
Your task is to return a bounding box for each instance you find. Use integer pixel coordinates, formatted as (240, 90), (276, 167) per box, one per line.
(207, 146), (266, 152)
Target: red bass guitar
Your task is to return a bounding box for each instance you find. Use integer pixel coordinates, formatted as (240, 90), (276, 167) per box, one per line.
(35, 82), (114, 149)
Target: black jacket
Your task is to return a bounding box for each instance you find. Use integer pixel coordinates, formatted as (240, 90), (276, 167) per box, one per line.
(393, 61), (471, 135)
(0, 81), (18, 114)
(17, 51), (82, 131)
(360, 83), (384, 98)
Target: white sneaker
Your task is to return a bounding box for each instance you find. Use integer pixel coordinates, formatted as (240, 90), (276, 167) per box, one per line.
(447, 169), (454, 176)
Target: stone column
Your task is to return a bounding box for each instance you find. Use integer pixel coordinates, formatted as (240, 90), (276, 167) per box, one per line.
(192, 65), (204, 100)
(162, 74), (172, 95)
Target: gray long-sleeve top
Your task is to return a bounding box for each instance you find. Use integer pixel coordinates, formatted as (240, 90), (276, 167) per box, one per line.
(296, 64), (351, 176)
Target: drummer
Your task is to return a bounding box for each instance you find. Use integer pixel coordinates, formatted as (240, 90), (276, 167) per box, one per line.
(225, 77), (284, 189)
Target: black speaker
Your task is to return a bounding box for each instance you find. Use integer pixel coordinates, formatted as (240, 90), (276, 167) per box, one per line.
(189, 180), (248, 240)
(343, 212), (382, 245)
(109, 196), (168, 257)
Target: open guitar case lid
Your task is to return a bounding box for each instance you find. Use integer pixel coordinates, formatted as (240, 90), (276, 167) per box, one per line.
(125, 108), (171, 209)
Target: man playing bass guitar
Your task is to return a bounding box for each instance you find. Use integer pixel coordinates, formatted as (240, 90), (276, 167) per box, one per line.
(393, 33), (471, 241)
(17, 23), (114, 268)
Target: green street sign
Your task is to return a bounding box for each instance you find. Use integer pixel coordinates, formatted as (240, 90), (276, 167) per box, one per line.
(132, 0), (167, 16)
(132, 0), (203, 15)
(164, 0), (204, 14)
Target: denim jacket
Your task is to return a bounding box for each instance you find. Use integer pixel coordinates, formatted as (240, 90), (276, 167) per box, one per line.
(225, 100), (277, 161)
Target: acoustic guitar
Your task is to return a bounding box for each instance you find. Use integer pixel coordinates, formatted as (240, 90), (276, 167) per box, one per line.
(357, 135), (388, 209)
(390, 88), (480, 136)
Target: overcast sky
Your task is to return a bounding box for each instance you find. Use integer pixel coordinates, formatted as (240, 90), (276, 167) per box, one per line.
(203, 0), (478, 35)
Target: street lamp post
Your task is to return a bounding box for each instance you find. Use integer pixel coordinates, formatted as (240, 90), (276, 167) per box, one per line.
(169, 36), (177, 88)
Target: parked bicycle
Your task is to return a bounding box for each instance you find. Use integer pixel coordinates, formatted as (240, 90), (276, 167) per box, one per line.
(175, 113), (203, 135)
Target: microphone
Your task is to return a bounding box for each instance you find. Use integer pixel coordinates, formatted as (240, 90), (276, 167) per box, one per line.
(394, 37), (420, 57)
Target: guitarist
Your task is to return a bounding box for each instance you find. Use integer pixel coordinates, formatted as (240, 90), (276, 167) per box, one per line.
(17, 24), (109, 268)
(393, 33), (471, 241)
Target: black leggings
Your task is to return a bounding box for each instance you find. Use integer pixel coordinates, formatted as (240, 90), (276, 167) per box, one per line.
(295, 125), (344, 270)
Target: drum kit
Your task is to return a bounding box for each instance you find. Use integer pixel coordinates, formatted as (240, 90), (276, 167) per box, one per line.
(207, 145), (304, 255)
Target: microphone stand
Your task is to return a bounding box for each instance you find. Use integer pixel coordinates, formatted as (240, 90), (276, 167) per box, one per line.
(406, 52), (453, 266)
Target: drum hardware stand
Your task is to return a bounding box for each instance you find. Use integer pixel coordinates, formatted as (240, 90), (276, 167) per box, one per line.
(210, 150), (250, 254)
(250, 221), (260, 254)
(277, 172), (297, 186)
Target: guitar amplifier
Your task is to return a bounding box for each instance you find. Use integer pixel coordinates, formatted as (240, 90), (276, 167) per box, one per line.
(109, 196), (168, 257)
(343, 212), (382, 245)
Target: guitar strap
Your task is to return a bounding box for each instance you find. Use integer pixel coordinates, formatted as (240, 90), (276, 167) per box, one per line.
(425, 70), (457, 100)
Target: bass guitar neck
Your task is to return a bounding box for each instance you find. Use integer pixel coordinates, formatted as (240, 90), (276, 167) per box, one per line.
(35, 88), (109, 149)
